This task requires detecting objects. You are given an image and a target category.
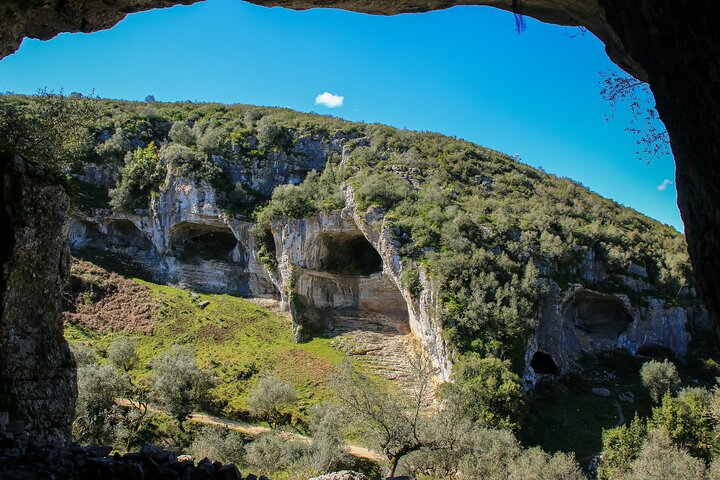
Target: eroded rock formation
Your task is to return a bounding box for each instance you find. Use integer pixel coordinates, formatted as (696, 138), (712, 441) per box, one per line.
(0, 157), (76, 442)
(3, 0), (718, 341)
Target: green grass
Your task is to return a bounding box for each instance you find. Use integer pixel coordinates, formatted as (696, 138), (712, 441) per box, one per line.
(65, 278), (346, 421)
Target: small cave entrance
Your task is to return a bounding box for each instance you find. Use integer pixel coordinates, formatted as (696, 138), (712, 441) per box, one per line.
(170, 222), (240, 263)
(531, 351), (560, 376)
(564, 290), (633, 339)
(105, 220), (152, 250)
(314, 232), (383, 276)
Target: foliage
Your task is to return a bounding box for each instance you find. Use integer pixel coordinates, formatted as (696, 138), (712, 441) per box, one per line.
(0, 90), (97, 169)
(650, 387), (719, 461)
(160, 143), (222, 185)
(108, 338), (140, 372)
(150, 345), (214, 428)
(624, 429), (706, 480)
(190, 426), (246, 465)
(599, 417), (648, 480)
(246, 375), (298, 428)
(331, 355), (435, 477)
(73, 363), (124, 444)
(256, 115), (289, 150)
(168, 120), (196, 147)
(244, 431), (307, 473)
(440, 353), (524, 430)
(640, 359), (680, 403)
(109, 143), (165, 211)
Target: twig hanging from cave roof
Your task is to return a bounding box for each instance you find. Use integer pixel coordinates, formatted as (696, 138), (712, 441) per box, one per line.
(513, 0), (527, 33)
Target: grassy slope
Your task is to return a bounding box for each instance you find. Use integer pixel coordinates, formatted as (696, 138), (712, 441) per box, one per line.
(65, 277), (345, 421)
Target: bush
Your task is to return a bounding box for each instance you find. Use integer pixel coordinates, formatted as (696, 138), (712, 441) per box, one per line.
(246, 375), (298, 428)
(96, 127), (132, 159)
(168, 120), (196, 147)
(244, 431), (307, 472)
(190, 426), (246, 465)
(73, 364), (124, 444)
(625, 430), (706, 480)
(641, 360), (680, 403)
(150, 345), (214, 428)
(599, 416), (647, 480)
(109, 143), (165, 211)
(256, 116), (289, 150)
(440, 353), (524, 430)
(108, 338), (139, 372)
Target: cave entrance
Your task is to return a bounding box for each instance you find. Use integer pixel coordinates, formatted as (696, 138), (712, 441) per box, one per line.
(170, 222), (240, 263)
(106, 220), (152, 250)
(314, 233), (382, 276)
(294, 230), (410, 336)
(531, 351), (560, 376)
(564, 290), (633, 340)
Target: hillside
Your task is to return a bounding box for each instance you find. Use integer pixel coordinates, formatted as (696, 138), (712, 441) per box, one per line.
(2, 93), (714, 475)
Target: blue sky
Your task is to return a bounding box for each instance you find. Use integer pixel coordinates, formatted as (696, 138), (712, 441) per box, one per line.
(0, 0), (682, 231)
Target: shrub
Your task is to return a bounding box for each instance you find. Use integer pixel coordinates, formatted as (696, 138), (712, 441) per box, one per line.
(599, 416), (647, 480)
(108, 338), (139, 372)
(109, 143), (165, 211)
(190, 426), (246, 465)
(150, 345), (214, 428)
(641, 360), (680, 403)
(246, 375), (298, 428)
(441, 353), (524, 430)
(73, 364), (123, 444)
(96, 127), (132, 159)
(244, 431), (307, 472)
(160, 143), (221, 185)
(168, 120), (196, 147)
(625, 429), (706, 480)
(256, 116), (289, 150)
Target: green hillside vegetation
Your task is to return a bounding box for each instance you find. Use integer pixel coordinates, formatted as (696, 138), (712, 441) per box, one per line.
(0, 93), (692, 370)
(64, 270), (344, 421)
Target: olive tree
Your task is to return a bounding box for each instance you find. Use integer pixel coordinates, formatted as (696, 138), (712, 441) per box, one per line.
(150, 345), (213, 430)
(640, 360), (680, 403)
(246, 375), (298, 428)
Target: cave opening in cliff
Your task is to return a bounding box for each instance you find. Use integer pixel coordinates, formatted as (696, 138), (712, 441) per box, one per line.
(565, 290), (633, 339)
(105, 220), (152, 250)
(531, 351), (560, 376)
(314, 232), (383, 276)
(170, 222), (241, 263)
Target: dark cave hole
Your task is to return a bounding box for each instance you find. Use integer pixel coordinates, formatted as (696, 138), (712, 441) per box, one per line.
(106, 220), (151, 250)
(318, 233), (382, 276)
(566, 291), (633, 339)
(171, 223), (240, 263)
(531, 351), (560, 376)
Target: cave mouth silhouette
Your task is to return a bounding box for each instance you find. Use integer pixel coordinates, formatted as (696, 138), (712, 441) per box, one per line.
(531, 351), (560, 375)
(316, 233), (383, 276)
(170, 222), (240, 263)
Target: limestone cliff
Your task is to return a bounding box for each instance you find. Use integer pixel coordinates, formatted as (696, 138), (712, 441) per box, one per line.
(0, 157), (76, 442)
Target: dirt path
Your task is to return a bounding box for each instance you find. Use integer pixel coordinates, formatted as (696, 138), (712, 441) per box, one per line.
(116, 399), (384, 463)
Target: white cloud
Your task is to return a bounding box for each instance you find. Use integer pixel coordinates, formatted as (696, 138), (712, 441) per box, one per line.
(315, 91), (344, 108)
(657, 179), (673, 191)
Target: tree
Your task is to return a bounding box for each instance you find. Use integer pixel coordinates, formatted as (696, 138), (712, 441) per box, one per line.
(150, 345), (213, 430)
(625, 430), (706, 480)
(256, 115), (289, 150)
(640, 360), (680, 403)
(190, 426), (246, 464)
(168, 120), (196, 147)
(598, 416), (648, 480)
(109, 143), (165, 211)
(73, 363), (123, 444)
(331, 354), (435, 477)
(600, 70), (670, 163)
(108, 338), (139, 372)
(440, 353), (524, 430)
(246, 375), (298, 428)
(145, 95), (156, 102)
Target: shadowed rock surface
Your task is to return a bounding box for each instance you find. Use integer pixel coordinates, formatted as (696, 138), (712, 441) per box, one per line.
(0, 157), (76, 442)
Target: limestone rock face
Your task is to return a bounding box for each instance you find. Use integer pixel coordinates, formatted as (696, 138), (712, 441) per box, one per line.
(524, 279), (709, 386)
(4, 0), (719, 347)
(0, 157), (76, 442)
